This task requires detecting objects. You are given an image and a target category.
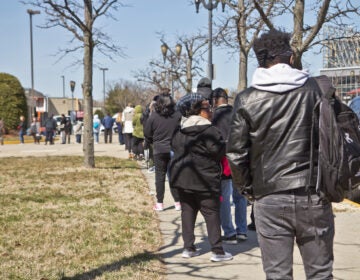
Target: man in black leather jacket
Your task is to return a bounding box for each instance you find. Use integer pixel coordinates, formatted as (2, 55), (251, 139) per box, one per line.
(227, 29), (334, 279)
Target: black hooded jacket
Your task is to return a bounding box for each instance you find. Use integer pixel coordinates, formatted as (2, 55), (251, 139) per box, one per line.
(170, 116), (225, 194)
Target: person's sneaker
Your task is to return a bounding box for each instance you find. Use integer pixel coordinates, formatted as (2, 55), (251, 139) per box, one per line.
(174, 202), (181, 211)
(236, 233), (248, 241)
(153, 203), (164, 211)
(210, 251), (233, 262)
(247, 223), (256, 231)
(222, 234), (238, 244)
(182, 249), (200, 258)
(147, 166), (155, 173)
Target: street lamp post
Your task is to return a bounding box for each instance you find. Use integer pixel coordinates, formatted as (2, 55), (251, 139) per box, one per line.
(100, 68), (108, 110)
(70, 81), (76, 121)
(27, 9), (40, 118)
(194, 0), (225, 83)
(160, 41), (182, 97)
(61, 75), (65, 98)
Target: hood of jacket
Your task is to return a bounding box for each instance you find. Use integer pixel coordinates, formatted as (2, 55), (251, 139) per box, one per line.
(94, 114), (99, 120)
(251, 63), (309, 93)
(134, 105), (143, 114)
(180, 115), (212, 135)
(124, 106), (134, 113)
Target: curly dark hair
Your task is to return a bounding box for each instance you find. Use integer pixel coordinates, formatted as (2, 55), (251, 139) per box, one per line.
(187, 100), (204, 117)
(154, 93), (176, 117)
(253, 29), (293, 68)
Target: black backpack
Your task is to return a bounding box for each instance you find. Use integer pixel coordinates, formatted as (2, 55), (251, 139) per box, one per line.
(309, 76), (360, 202)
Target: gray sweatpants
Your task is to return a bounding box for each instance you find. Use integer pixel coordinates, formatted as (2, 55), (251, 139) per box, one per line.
(254, 187), (334, 280)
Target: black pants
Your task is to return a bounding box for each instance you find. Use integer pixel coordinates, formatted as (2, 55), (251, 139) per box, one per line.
(154, 152), (179, 203)
(45, 130), (54, 144)
(132, 136), (144, 157)
(104, 128), (112, 143)
(124, 133), (133, 152)
(179, 190), (224, 255)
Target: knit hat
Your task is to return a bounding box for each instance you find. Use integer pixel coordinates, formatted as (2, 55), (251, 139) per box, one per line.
(176, 93), (205, 117)
(211, 87), (228, 100)
(196, 77), (212, 99)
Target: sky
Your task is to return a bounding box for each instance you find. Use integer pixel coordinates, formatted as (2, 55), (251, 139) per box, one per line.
(0, 0), (325, 102)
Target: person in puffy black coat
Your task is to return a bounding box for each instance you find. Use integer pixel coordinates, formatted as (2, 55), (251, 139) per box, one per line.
(170, 93), (233, 262)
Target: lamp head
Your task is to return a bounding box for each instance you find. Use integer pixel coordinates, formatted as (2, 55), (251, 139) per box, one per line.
(195, 0), (200, 13)
(27, 9), (41, 15)
(161, 43), (168, 63)
(70, 80), (76, 92)
(175, 44), (182, 57)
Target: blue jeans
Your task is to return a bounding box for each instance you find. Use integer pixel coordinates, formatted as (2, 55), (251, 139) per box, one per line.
(233, 187), (247, 234)
(19, 130), (25, 143)
(220, 179), (236, 237)
(93, 132), (99, 143)
(254, 188), (334, 279)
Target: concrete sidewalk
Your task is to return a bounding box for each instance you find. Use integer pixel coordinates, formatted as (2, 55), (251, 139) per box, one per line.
(141, 167), (360, 280)
(1, 142), (360, 279)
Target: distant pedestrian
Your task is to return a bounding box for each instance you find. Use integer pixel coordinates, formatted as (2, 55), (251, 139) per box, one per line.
(0, 117), (5, 145)
(102, 112), (114, 144)
(132, 105), (145, 160)
(115, 112), (124, 145)
(60, 114), (66, 144)
(45, 115), (57, 145)
(64, 118), (72, 144)
(29, 117), (41, 144)
(142, 98), (157, 172)
(93, 115), (101, 144)
(18, 115), (27, 144)
(144, 93), (181, 211)
(170, 93), (233, 262)
(122, 103), (135, 158)
(74, 121), (83, 144)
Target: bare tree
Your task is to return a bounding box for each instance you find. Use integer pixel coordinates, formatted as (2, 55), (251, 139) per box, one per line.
(253, 0), (360, 69)
(22, 0), (126, 168)
(106, 80), (151, 113)
(216, 0), (275, 90)
(134, 32), (208, 95)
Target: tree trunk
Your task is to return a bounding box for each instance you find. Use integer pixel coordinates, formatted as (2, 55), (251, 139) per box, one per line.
(237, 0), (249, 91)
(238, 51), (248, 91)
(186, 56), (193, 93)
(291, 0), (305, 70)
(83, 1), (95, 168)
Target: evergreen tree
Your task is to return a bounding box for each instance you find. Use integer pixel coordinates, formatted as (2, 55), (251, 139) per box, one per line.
(0, 73), (27, 130)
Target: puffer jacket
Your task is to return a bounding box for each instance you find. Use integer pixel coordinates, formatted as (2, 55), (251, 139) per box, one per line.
(132, 105), (144, 139)
(170, 115), (225, 194)
(227, 71), (321, 199)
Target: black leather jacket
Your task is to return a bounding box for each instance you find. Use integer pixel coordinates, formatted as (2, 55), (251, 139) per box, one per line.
(227, 78), (321, 198)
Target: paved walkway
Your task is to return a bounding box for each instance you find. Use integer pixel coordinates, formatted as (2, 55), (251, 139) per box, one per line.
(1, 141), (360, 279)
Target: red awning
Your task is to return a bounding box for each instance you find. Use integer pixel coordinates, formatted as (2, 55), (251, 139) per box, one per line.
(347, 88), (360, 95)
(76, 111), (84, 118)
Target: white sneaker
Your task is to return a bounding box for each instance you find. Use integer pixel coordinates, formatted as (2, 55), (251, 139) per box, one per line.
(174, 202), (181, 211)
(182, 249), (200, 258)
(153, 203), (163, 211)
(210, 251), (233, 262)
(147, 166), (155, 173)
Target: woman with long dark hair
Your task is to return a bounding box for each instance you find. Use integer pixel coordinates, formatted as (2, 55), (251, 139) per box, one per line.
(144, 92), (182, 211)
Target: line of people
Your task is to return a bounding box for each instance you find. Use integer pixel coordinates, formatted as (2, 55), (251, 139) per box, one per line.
(143, 28), (334, 277)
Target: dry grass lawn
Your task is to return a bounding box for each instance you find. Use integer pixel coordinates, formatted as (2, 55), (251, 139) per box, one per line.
(0, 156), (165, 280)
